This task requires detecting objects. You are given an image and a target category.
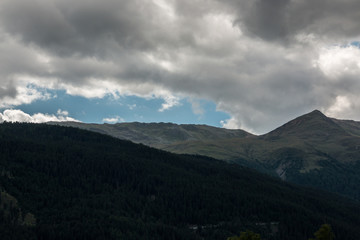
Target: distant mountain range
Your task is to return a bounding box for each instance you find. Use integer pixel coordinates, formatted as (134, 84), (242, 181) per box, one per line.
(50, 110), (360, 200)
(1, 122), (360, 240)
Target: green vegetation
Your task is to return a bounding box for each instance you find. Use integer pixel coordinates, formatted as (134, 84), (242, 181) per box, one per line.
(1, 123), (360, 239)
(309, 224), (335, 240)
(53, 110), (360, 200)
(228, 230), (261, 240)
(50, 121), (252, 148)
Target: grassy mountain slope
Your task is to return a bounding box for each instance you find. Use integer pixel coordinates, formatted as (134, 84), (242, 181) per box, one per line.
(50, 110), (360, 200)
(265, 110), (349, 139)
(50, 121), (252, 148)
(255, 111), (360, 199)
(1, 123), (360, 240)
(332, 118), (360, 137)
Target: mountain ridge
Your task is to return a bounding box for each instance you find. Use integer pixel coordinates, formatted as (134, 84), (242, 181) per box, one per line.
(49, 121), (253, 147)
(264, 110), (350, 140)
(49, 110), (360, 200)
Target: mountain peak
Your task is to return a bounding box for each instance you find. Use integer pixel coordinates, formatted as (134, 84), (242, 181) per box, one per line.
(308, 109), (323, 115)
(265, 110), (348, 139)
(306, 109), (326, 117)
(292, 109), (329, 124)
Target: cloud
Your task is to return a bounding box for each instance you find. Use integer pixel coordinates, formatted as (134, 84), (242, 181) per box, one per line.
(189, 99), (205, 116)
(128, 104), (136, 110)
(315, 44), (360, 79)
(102, 116), (125, 123)
(0, 109), (78, 123)
(220, 117), (242, 130)
(231, 0), (360, 42)
(1, 0), (360, 133)
(325, 96), (352, 117)
(158, 93), (181, 112)
(0, 83), (52, 108)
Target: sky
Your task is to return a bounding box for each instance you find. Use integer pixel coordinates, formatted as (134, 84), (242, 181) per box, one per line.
(0, 0), (360, 134)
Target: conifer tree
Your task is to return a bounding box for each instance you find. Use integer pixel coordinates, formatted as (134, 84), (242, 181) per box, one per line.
(309, 224), (335, 240)
(227, 230), (261, 240)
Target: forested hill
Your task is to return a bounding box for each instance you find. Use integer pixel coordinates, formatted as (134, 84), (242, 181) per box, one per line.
(51, 110), (360, 201)
(1, 123), (360, 240)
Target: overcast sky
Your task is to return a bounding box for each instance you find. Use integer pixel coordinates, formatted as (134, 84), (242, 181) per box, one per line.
(0, 0), (360, 134)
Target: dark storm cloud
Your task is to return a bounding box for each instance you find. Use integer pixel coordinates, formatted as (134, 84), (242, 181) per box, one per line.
(0, 82), (17, 99)
(0, 0), (198, 58)
(229, 0), (360, 42)
(0, 0), (360, 133)
(1, 0), (134, 57)
(239, 0), (291, 41)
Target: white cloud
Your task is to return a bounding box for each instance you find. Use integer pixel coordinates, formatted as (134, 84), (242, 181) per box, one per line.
(158, 92), (181, 112)
(315, 45), (360, 79)
(220, 117), (241, 130)
(189, 99), (205, 116)
(128, 104), (136, 110)
(102, 116), (125, 123)
(325, 95), (352, 117)
(0, 109), (78, 123)
(0, 77), (53, 108)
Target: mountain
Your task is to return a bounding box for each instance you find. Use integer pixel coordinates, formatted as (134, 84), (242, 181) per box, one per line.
(332, 118), (360, 137)
(49, 121), (254, 160)
(257, 109), (359, 174)
(50, 110), (360, 201)
(1, 122), (360, 240)
(265, 110), (349, 139)
(256, 110), (360, 199)
(49, 121), (252, 148)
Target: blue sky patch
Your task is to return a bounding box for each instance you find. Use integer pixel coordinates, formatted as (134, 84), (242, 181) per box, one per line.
(11, 90), (230, 127)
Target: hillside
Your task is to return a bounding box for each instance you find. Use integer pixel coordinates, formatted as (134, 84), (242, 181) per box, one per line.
(264, 110), (349, 139)
(50, 110), (360, 200)
(332, 118), (360, 137)
(1, 123), (360, 239)
(50, 121), (253, 148)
